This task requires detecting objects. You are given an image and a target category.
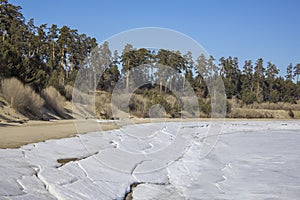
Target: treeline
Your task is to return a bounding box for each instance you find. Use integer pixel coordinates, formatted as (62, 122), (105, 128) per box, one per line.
(0, 0), (97, 94)
(100, 46), (300, 105)
(1, 0), (300, 107)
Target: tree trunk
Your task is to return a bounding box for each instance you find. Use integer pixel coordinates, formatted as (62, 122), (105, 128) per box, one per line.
(60, 47), (65, 85)
(70, 59), (74, 73)
(164, 80), (167, 93)
(182, 75), (185, 92)
(256, 82), (260, 101)
(52, 41), (55, 67)
(169, 76), (172, 91)
(94, 71), (97, 90)
(159, 77), (162, 93)
(28, 42), (31, 57)
(126, 59), (130, 92)
(297, 75), (299, 100)
(126, 69), (130, 92)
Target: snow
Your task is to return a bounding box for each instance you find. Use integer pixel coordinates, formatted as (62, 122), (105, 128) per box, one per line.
(0, 120), (300, 199)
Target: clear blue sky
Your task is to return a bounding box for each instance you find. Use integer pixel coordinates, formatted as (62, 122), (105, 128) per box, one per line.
(10, 0), (300, 75)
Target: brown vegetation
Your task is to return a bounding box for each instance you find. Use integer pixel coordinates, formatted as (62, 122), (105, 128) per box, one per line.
(1, 78), (44, 119)
(41, 86), (67, 118)
(227, 98), (300, 119)
(0, 78), (72, 121)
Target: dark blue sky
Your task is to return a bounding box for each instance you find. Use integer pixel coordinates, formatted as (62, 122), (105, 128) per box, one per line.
(10, 0), (300, 75)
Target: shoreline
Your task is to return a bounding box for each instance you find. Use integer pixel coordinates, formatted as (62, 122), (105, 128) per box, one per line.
(0, 118), (298, 149)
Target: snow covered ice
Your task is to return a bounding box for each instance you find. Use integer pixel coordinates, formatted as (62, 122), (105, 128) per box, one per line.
(0, 120), (300, 199)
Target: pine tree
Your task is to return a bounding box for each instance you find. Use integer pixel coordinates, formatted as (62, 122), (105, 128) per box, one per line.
(294, 63), (300, 83)
(285, 63), (293, 81)
(155, 49), (175, 93)
(0, 0), (25, 77)
(48, 24), (59, 70)
(266, 62), (279, 102)
(207, 55), (218, 80)
(294, 63), (300, 100)
(253, 58), (266, 102)
(241, 60), (259, 104)
(219, 56), (240, 98)
(121, 44), (134, 91)
(195, 53), (208, 97)
(183, 51), (195, 90)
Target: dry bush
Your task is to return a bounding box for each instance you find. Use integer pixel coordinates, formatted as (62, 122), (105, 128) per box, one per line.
(165, 95), (177, 106)
(129, 94), (147, 117)
(64, 85), (73, 101)
(288, 109), (294, 118)
(71, 88), (95, 119)
(148, 104), (167, 118)
(111, 93), (131, 113)
(0, 78), (44, 119)
(95, 92), (113, 119)
(42, 86), (66, 117)
(229, 108), (274, 118)
(293, 111), (300, 118)
(72, 87), (93, 105)
(244, 102), (300, 111)
(227, 98), (242, 108)
(228, 108), (298, 119)
(181, 97), (200, 118)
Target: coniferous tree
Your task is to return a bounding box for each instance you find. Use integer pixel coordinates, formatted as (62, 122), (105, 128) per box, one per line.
(294, 63), (300, 100)
(220, 56), (240, 98)
(294, 63), (300, 83)
(97, 43), (122, 92)
(266, 62), (279, 102)
(0, 0), (25, 78)
(241, 60), (256, 104)
(195, 53), (208, 97)
(121, 44), (134, 91)
(285, 63), (293, 81)
(253, 58), (266, 102)
(183, 51), (195, 90)
(155, 49), (179, 93)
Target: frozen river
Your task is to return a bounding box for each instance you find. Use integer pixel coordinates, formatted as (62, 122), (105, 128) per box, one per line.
(0, 120), (299, 199)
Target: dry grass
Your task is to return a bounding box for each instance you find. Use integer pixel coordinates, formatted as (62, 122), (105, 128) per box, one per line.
(293, 111), (300, 118)
(180, 96), (200, 118)
(226, 98), (300, 119)
(228, 108), (296, 119)
(42, 86), (66, 117)
(95, 92), (113, 119)
(0, 96), (29, 123)
(1, 78), (44, 119)
(129, 94), (148, 117)
(245, 101), (300, 111)
(64, 85), (73, 101)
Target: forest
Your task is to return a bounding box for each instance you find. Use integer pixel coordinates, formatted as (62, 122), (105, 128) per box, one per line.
(1, 0), (300, 119)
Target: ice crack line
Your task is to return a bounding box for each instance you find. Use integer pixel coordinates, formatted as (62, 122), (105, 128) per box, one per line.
(32, 166), (59, 199)
(56, 151), (99, 168)
(131, 159), (151, 175)
(76, 162), (100, 185)
(123, 181), (170, 200)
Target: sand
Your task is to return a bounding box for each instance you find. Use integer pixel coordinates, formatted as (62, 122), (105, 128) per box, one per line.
(0, 120), (120, 149)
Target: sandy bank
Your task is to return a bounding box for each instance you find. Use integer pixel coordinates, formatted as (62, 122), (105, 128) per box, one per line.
(0, 118), (296, 149)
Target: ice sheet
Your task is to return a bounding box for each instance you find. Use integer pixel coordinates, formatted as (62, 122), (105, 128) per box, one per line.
(0, 120), (299, 199)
